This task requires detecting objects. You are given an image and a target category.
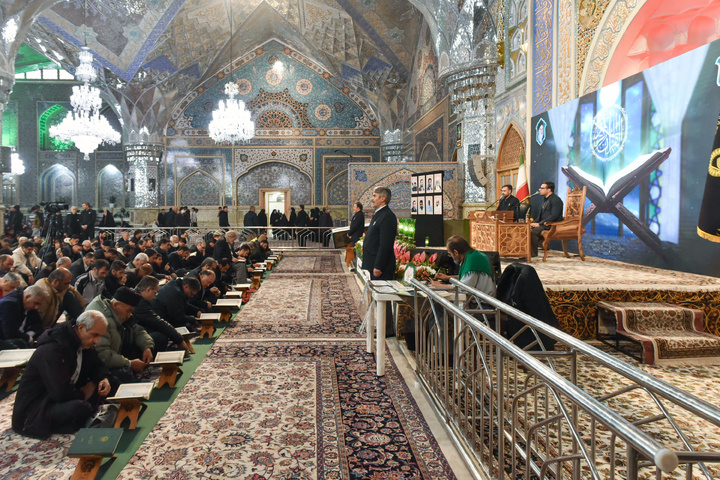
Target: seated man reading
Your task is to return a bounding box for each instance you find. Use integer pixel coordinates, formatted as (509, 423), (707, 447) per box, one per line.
(87, 286), (154, 385)
(12, 311), (111, 439)
(433, 235), (495, 297)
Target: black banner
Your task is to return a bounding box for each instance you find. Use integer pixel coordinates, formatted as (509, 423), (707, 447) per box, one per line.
(698, 112), (720, 242)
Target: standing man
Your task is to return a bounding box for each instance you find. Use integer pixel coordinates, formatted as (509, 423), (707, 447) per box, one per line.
(242, 206), (256, 229)
(79, 202), (96, 241)
(218, 206), (231, 227)
(530, 181), (564, 257)
(346, 202), (364, 269)
(363, 187), (397, 280)
(497, 184), (520, 219)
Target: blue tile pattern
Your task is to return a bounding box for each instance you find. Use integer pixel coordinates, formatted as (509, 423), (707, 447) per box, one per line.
(236, 162), (312, 206)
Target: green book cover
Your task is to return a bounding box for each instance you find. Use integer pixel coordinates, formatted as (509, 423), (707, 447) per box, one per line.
(67, 428), (123, 457)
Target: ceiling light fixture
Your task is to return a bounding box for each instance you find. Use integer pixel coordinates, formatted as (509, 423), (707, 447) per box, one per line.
(49, 2), (120, 160)
(208, 0), (255, 144)
(10, 152), (24, 175)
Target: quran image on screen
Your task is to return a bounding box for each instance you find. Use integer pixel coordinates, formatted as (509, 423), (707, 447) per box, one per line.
(530, 37), (720, 277)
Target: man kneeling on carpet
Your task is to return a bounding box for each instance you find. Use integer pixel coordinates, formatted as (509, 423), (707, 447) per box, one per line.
(12, 311), (111, 439)
(86, 286), (155, 385)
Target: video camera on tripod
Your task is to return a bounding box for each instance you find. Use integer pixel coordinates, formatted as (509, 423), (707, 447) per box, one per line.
(40, 201), (69, 214)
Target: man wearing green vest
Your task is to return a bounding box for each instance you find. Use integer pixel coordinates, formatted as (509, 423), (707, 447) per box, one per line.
(434, 235), (495, 297)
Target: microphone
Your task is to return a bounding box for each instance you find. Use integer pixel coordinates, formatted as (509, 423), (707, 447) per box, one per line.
(486, 196), (503, 209)
(519, 191), (541, 203)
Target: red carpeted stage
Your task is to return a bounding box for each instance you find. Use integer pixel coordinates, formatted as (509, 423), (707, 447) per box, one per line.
(506, 252), (720, 339)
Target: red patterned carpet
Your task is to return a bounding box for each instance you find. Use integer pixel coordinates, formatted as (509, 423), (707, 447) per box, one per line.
(118, 341), (456, 480)
(223, 274), (364, 339)
(514, 252), (720, 338)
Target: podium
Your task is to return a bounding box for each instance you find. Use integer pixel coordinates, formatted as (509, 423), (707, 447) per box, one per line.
(470, 210), (531, 261)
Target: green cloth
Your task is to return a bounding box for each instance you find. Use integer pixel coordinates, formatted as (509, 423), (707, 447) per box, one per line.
(458, 249), (492, 279)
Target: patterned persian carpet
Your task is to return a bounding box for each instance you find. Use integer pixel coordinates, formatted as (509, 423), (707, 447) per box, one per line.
(522, 252), (720, 291)
(224, 274), (364, 339)
(514, 253), (720, 338)
(272, 251), (345, 274)
(117, 341), (456, 480)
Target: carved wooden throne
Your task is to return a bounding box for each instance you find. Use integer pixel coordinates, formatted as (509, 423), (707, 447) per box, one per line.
(541, 186), (587, 261)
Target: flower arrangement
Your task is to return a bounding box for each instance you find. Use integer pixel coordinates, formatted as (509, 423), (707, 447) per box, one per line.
(393, 242), (438, 282)
(354, 238), (364, 259)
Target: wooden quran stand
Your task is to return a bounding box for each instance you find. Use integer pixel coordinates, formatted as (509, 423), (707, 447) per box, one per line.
(469, 210), (531, 261)
(0, 367), (23, 391)
(114, 398), (143, 429)
(156, 364), (182, 389)
(198, 312), (221, 338)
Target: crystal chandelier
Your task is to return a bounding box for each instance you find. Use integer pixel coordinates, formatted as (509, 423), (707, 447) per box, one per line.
(208, 82), (255, 144)
(208, 0), (254, 144)
(10, 152), (25, 175)
(49, 47), (121, 160)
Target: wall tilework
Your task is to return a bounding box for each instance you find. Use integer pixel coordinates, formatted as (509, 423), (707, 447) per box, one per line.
(234, 148), (314, 179)
(168, 42), (379, 138)
(236, 162), (312, 206)
(327, 174), (348, 205)
(533, 0), (554, 115)
(415, 115), (445, 162)
(179, 171), (222, 206)
(314, 148), (380, 204)
(348, 163), (460, 220)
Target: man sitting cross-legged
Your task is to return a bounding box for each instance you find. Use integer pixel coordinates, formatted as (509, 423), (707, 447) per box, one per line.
(12, 310), (111, 439)
(86, 286), (154, 385)
(133, 276), (190, 353)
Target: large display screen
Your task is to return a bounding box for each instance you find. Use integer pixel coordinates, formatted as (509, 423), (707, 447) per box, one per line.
(530, 39), (720, 276)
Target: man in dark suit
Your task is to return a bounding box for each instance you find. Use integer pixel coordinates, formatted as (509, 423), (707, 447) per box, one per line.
(363, 187), (397, 281)
(497, 184), (520, 220)
(79, 203), (96, 241)
(346, 202), (364, 269)
(530, 181), (564, 257)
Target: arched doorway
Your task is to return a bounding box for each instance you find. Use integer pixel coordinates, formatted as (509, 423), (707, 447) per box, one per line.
(496, 124), (525, 198)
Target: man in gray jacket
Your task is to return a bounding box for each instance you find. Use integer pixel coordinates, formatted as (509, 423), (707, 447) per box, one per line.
(86, 286), (154, 385)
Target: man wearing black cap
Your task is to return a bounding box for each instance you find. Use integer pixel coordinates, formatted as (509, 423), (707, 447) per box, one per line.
(86, 286), (154, 384)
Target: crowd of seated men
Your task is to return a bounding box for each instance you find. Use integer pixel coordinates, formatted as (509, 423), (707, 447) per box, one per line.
(0, 220), (273, 439)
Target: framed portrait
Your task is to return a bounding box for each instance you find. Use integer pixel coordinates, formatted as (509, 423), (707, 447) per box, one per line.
(411, 175), (418, 193)
(418, 176), (425, 194)
(411, 198), (417, 213)
(418, 196), (425, 214)
(434, 195), (442, 214)
(425, 196), (433, 215)
(426, 174), (434, 194)
(434, 173), (442, 193)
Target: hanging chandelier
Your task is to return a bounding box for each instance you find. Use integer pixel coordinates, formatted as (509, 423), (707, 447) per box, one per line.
(50, 47), (120, 160)
(208, 82), (255, 144)
(208, 1), (254, 144)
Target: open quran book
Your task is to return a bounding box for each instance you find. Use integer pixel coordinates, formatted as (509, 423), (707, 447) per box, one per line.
(0, 349), (35, 369)
(150, 351), (185, 365)
(563, 148), (671, 200)
(108, 382), (154, 401)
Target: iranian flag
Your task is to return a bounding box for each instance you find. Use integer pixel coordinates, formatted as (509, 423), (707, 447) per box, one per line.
(515, 153), (530, 201)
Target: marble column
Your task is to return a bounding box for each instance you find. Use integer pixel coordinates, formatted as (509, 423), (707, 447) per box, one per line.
(125, 143), (163, 208)
(0, 73), (15, 211)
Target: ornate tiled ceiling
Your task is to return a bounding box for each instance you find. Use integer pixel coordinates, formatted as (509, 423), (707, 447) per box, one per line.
(25, 0), (422, 87)
(14, 0), (424, 134)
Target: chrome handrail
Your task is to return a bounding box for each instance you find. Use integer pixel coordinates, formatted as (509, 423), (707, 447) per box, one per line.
(411, 278), (687, 478)
(449, 278), (720, 428)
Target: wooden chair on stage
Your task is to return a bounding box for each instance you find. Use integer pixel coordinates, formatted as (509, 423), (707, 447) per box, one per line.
(541, 186), (587, 261)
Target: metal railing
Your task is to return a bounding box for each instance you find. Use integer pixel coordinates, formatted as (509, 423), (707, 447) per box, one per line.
(411, 278), (720, 479)
(95, 226), (338, 249)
